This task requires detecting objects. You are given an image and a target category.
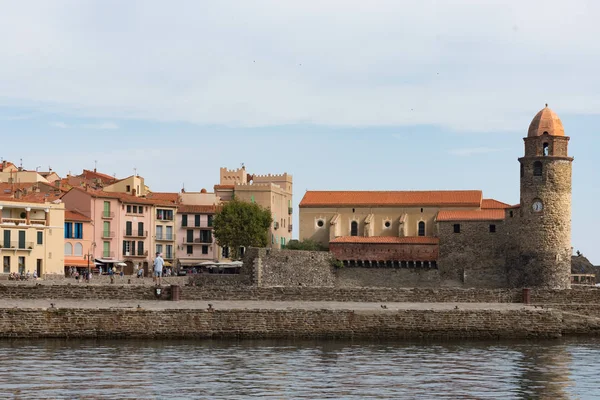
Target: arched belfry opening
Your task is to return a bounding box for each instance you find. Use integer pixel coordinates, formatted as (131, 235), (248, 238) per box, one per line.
(543, 142), (549, 156)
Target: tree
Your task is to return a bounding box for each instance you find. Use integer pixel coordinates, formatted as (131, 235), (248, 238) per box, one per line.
(213, 199), (272, 259)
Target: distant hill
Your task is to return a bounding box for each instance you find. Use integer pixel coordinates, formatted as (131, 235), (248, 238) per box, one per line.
(571, 254), (599, 275)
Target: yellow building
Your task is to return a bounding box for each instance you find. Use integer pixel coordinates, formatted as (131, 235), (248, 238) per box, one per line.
(215, 167), (293, 249)
(0, 195), (65, 277)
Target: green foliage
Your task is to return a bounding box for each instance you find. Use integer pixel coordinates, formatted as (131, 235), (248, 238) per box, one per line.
(213, 199), (272, 260)
(285, 239), (327, 251)
(329, 259), (344, 269)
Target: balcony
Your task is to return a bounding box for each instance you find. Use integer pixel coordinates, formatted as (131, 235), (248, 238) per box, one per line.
(102, 251), (115, 258)
(0, 241), (35, 251)
(124, 230), (148, 238)
(156, 214), (174, 221)
(164, 253), (174, 260)
(194, 238), (212, 244)
(288, 207), (293, 215)
(123, 250), (149, 258)
(156, 234), (175, 241)
(1, 218), (27, 226)
(102, 231), (115, 239)
(288, 224), (293, 232)
(102, 211), (115, 219)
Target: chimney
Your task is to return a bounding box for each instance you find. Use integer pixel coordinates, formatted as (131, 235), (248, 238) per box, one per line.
(181, 188), (185, 193)
(94, 168), (97, 173)
(2, 161), (6, 169)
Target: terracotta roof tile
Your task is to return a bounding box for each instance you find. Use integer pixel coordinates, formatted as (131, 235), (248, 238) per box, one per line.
(330, 236), (439, 244)
(0, 162), (16, 172)
(300, 190), (482, 207)
(177, 205), (218, 214)
(481, 199), (511, 209)
(65, 210), (91, 222)
(78, 169), (117, 184)
(436, 209), (505, 222)
(0, 192), (59, 204)
(144, 192), (180, 206)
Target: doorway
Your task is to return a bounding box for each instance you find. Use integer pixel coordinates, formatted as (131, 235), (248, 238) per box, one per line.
(36, 259), (42, 277)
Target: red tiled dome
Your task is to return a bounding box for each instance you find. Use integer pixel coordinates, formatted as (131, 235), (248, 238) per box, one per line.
(528, 104), (564, 137)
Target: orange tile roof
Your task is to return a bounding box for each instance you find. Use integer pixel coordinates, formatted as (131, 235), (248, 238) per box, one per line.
(65, 210), (91, 222)
(78, 169), (117, 184)
(330, 236), (439, 244)
(177, 205), (218, 214)
(300, 190), (483, 207)
(481, 199), (511, 209)
(0, 192), (59, 204)
(436, 209), (505, 222)
(0, 162), (16, 172)
(144, 192), (180, 206)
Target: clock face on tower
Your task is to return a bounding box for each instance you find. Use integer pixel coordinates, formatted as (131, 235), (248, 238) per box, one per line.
(532, 200), (543, 212)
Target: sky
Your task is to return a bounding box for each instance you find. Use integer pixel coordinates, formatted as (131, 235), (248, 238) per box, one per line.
(0, 0), (598, 262)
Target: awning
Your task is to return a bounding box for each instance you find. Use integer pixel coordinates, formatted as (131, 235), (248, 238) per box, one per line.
(117, 262), (127, 267)
(164, 261), (172, 267)
(64, 259), (91, 267)
(94, 258), (124, 264)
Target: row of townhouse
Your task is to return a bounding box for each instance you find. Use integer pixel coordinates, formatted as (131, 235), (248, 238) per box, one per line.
(0, 162), (293, 277)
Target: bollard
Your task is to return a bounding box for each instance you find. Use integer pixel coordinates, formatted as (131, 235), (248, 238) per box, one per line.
(522, 288), (531, 305)
(171, 285), (181, 301)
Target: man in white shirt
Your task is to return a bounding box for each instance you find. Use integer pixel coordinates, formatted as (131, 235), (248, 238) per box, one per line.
(154, 252), (165, 286)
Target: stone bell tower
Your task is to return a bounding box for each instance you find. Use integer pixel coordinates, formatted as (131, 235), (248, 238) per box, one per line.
(517, 104), (573, 289)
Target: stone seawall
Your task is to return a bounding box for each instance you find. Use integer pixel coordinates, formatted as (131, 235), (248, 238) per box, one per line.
(0, 307), (563, 340)
(2, 284), (600, 304)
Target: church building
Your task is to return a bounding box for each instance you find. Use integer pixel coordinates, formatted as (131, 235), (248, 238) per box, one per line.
(299, 105), (573, 289)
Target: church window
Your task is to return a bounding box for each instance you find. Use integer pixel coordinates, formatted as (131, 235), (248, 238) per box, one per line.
(384, 221), (391, 228)
(489, 224), (496, 233)
(350, 221), (358, 236)
(533, 161), (543, 176)
(453, 224), (461, 233)
(543, 143), (549, 156)
(418, 221), (425, 236)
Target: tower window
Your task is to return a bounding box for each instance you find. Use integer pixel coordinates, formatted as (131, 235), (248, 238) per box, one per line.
(533, 161), (543, 176)
(453, 224), (461, 233)
(418, 221), (425, 236)
(543, 143), (549, 156)
(489, 224), (496, 233)
(350, 221), (358, 236)
(509, 210), (514, 218)
(420, 208), (424, 213)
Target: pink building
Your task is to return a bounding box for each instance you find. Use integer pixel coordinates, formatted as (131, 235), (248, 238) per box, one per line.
(176, 204), (218, 268)
(62, 187), (154, 273)
(63, 210), (93, 274)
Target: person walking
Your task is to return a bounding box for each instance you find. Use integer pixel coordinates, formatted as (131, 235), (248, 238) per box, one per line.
(153, 252), (164, 286)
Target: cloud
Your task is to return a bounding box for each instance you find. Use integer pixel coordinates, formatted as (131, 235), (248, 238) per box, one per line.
(82, 122), (119, 130)
(49, 121), (68, 128)
(447, 147), (505, 157)
(0, 1), (599, 131)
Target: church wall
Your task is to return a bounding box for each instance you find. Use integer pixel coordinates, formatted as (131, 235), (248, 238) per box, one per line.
(437, 220), (508, 288)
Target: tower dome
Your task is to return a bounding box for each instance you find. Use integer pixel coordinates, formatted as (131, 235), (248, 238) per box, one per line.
(528, 104), (564, 137)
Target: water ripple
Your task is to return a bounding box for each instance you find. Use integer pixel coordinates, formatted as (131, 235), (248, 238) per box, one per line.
(0, 338), (598, 399)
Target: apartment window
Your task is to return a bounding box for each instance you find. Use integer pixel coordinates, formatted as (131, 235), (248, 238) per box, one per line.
(138, 206), (144, 214)
(156, 225), (163, 240)
(18, 231), (25, 249)
(123, 241), (131, 256)
(418, 221), (425, 236)
(103, 241), (110, 258)
(222, 246), (229, 258)
(207, 215), (213, 227)
(133, 205), (138, 214)
(126, 185), (131, 192)
(127, 205), (132, 213)
(182, 215), (188, 227)
(125, 221), (132, 236)
(37, 231), (43, 245)
(74, 243), (83, 256)
(3, 256), (10, 273)
(64, 222), (73, 239)
(137, 241), (144, 256)
(137, 222), (144, 236)
(103, 201), (111, 217)
(64, 243), (73, 255)
(187, 245), (193, 255)
(195, 214), (200, 227)
(200, 230), (212, 243)
(156, 244), (163, 255)
(156, 209), (173, 221)
(202, 245), (208, 255)
(453, 224), (461, 233)
(166, 226), (173, 240)
(18, 256), (25, 274)
(74, 223), (83, 239)
(165, 245), (173, 259)
(187, 230), (194, 243)
(3, 231), (10, 248)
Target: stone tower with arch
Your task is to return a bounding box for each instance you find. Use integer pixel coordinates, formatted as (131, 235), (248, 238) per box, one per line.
(515, 105), (573, 289)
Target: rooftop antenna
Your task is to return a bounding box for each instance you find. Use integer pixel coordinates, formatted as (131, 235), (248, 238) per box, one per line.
(19, 158), (23, 168)
(94, 160), (98, 172)
(241, 162), (245, 169)
(35, 166), (41, 172)
(134, 167), (137, 177)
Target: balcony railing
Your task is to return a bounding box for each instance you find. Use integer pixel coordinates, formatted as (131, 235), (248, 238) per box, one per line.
(123, 250), (148, 257)
(288, 207), (293, 215)
(102, 251), (115, 258)
(102, 211), (114, 219)
(194, 238), (212, 244)
(30, 219), (46, 226)
(0, 241), (35, 250)
(1, 218), (27, 225)
(156, 234), (174, 241)
(164, 253), (174, 260)
(102, 231), (115, 239)
(156, 215), (174, 221)
(124, 230), (148, 238)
